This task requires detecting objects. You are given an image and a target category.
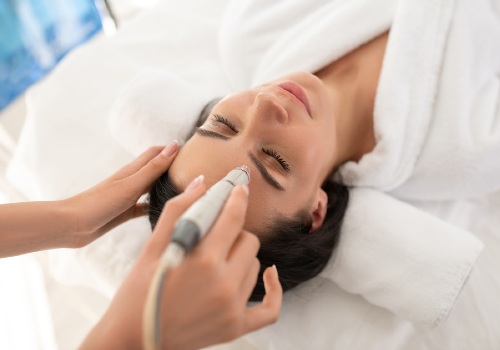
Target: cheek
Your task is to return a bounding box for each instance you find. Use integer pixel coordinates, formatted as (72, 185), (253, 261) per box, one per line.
(304, 143), (329, 169)
(243, 186), (275, 234)
(289, 129), (330, 168)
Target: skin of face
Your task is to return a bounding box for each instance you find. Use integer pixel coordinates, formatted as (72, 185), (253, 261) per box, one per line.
(169, 72), (340, 235)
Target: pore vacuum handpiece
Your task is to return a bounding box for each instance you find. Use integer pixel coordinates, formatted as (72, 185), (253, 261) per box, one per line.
(169, 165), (250, 254)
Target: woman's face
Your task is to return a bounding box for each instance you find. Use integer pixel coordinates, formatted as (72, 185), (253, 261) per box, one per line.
(169, 72), (340, 233)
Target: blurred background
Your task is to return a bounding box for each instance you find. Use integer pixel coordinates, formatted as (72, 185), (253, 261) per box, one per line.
(0, 0), (157, 200)
(1, 0), (104, 112)
(0, 1), (158, 349)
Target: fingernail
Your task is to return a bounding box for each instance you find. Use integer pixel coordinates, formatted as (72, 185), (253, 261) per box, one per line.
(272, 264), (278, 277)
(185, 175), (204, 192)
(241, 184), (249, 195)
(161, 140), (178, 157)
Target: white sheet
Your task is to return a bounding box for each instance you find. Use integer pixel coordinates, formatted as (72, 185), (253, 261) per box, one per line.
(6, 0), (500, 348)
(0, 254), (57, 350)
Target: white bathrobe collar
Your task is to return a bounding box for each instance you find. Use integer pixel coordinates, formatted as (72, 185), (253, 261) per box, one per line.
(220, 0), (456, 192)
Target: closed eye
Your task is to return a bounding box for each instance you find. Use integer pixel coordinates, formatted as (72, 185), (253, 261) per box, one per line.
(212, 114), (290, 172)
(194, 116), (286, 191)
(213, 114), (238, 133)
(262, 147), (290, 172)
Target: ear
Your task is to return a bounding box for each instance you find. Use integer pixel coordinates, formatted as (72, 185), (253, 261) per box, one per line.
(310, 188), (328, 232)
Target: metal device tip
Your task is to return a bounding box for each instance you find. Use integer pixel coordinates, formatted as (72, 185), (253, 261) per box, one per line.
(237, 165), (250, 180)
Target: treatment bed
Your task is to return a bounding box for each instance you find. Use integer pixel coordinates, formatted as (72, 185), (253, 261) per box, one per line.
(5, 0), (500, 348)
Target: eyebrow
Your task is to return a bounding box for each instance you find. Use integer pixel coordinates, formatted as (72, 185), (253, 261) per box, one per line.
(247, 152), (285, 191)
(194, 128), (285, 191)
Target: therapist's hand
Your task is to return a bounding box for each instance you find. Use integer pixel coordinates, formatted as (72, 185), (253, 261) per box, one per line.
(81, 177), (283, 350)
(64, 141), (178, 248)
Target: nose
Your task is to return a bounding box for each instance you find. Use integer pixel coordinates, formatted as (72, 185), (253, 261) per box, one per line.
(253, 91), (289, 125)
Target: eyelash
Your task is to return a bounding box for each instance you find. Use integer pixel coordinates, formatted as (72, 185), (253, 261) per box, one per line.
(212, 114), (291, 172)
(262, 148), (290, 172)
(213, 114), (238, 132)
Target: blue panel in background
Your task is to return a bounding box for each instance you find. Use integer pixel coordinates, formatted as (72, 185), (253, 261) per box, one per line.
(0, 0), (103, 111)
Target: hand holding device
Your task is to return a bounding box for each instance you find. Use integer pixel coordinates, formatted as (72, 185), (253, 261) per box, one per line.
(81, 175), (282, 350)
(144, 166), (251, 348)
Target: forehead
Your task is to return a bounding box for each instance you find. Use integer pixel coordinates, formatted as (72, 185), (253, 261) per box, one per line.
(170, 137), (246, 190)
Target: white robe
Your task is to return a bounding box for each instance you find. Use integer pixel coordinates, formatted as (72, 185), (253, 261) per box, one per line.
(219, 0), (500, 201)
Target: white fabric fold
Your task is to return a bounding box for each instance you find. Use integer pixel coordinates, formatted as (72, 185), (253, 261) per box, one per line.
(219, 0), (397, 89)
(337, 0), (500, 200)
(321, 188), (484, 328)
(335, 0), (456, 192)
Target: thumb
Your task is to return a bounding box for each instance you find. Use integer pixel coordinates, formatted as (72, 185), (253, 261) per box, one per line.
(97, 203), (148, 236)
(141, 176), (207, 260)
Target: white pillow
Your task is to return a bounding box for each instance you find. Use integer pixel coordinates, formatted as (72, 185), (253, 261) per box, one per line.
(108, 70), (207, 155)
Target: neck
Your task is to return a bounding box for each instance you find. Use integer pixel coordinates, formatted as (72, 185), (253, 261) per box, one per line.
(315, 32), (389, 168)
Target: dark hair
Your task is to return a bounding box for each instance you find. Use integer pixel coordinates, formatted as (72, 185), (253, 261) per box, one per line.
(148, 172), (349, 301)
(250, 180), (348, 300)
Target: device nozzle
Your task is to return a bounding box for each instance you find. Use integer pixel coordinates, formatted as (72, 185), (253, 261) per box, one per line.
(224, 165), (250, 186)
(236, 165), (250, 180)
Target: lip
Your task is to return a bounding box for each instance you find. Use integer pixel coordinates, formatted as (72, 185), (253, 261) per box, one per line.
(277, 81), (312, 117)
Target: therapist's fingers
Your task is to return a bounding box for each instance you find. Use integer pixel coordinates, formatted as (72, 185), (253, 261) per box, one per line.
(226, 230), (260, 281)
(239, 257), (261, 303)
(141, 178), (207, 260)
(243, 266), (282, 332)
(110, 144), (174, 181)
(201, 185), (249, 258)
(124, 142), (179, 197)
